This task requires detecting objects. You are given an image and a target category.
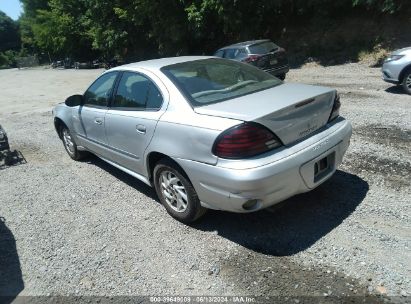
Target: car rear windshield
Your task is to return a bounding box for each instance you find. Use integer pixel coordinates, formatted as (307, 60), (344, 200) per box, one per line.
(161, 58), (281, 107)
(248, 41), (278, 54)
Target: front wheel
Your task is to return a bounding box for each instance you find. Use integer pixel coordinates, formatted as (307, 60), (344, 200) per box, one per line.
(154, 159), (206, 223)
(402, 69), (411, 95)
(61, 127), (87, 160)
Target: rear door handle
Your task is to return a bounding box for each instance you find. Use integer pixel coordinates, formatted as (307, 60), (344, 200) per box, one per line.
(94, 118), (103, 125)
(136, 124), (146, 134)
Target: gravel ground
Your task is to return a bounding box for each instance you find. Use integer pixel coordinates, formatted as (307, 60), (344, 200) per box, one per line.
(0, 64), (410, 302)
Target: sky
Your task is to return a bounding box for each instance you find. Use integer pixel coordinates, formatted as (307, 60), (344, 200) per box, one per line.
(0, 0), (23, 20)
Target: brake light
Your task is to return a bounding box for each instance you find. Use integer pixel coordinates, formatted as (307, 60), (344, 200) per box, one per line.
(243, 55), (261, 63)
(328, 93), (341, 122)
(213, 122), (282, 159)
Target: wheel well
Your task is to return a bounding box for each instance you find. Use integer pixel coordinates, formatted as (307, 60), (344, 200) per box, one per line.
(147, 152), (183, 182)
(399, 64), (411, 82)
(54, 118), (66, 139)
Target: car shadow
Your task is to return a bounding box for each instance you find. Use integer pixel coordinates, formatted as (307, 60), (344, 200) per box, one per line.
(191, 170), (368, 256)
(0, 217), (24, 303)
(84, 156), (159, 202)
(385, 85), (407, 95)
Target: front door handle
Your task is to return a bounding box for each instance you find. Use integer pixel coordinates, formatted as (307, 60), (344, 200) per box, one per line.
(136, 124), (146, 134)
(94, 118), (103, 125)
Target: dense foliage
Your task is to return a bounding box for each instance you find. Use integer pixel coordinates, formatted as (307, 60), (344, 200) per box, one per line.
(0, 11), (21, 67)
(0, 0), (409, 66)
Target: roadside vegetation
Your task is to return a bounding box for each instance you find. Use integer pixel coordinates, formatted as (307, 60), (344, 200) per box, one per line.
(1, 0), (410, 68)
(0, 11), (21, 68)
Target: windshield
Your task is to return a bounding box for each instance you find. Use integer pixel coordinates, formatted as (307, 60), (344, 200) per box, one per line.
(161, 58), (282, 106)
(248, 41), (278, 54)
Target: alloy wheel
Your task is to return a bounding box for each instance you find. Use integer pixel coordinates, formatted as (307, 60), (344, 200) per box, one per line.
(160, 171), (188, 213)
(406, 74), (411, 89)
(62, 129), (75, 156)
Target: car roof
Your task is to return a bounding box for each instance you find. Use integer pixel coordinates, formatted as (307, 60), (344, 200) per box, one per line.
(110, 56), (215, 73)
(218, 39), (272, 50)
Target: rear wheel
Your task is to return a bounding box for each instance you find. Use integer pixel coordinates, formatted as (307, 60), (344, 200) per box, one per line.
(154, 159), (206, 223)
(277, 73), (286, 81)
(61, 127), (87, 160)
(402, 69), (411, 95)
(4, 152), (13, 166)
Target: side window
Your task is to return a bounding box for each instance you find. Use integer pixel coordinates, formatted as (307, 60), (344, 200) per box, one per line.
(224, 49), (239, 59)
(146, 82), (163, 110)
(214, 50), (224, 58)
(84, 72), (118, 107)
(112, 71), (163, 110)
(236, 48), (248, 60)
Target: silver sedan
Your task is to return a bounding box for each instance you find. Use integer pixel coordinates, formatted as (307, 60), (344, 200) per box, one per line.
(53, 56), (352, 222)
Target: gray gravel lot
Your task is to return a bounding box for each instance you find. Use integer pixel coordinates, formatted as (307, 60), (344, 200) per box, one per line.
(0, 64), (410, 302)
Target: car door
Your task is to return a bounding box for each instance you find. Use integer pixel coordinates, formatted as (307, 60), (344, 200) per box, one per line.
(72, 71), (119, 158)
(104, 71), (166, 174)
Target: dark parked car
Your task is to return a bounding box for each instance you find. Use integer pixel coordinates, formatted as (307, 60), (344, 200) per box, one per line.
(0, 124), (9, 152)
(0, 123), (12, 166)
(214, 40), (290, 80)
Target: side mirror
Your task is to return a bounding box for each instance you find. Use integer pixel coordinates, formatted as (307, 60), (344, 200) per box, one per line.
(65, 94), (83, 107)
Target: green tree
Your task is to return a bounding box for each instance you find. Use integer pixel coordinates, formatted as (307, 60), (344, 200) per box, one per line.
(21, 0), (97, 60)
(19, 0), (49, 53)
(15, 0), (411, 64)
(352, 0), (409, 13)
(0, 11), (20, 52)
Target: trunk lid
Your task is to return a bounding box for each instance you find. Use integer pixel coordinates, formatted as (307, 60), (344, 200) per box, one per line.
(194, 83), (336, 145)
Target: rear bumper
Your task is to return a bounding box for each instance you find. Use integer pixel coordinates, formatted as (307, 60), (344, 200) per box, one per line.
(175, 118), (352, 213)
(264, 65), (290, 76)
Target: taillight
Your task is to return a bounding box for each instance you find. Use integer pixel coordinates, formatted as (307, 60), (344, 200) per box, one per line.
(328, 92), (341, 122)
(213, 122), (282, 159)
(243, 55), (261, 63)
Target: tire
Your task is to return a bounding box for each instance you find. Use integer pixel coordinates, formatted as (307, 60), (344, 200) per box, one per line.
(60, 126), (87, 160)
(153, 159), (206, 223)
(277, 73), (286, 81)
(4, 152), (13, 166)
(402, 69), (411, 95)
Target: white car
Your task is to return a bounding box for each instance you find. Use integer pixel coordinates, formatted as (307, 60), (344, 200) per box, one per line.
(382, 47), (411, 94)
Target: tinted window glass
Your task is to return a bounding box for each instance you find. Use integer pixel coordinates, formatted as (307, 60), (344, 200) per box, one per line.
(224, 49), (238, 59)
(84, 72), (118, 106)
(222, 48), (247, 60)
(248, 41), (278, 54)
(236, 48), (248, 60)
(146, 81), (163, 110)
(113, 72), (163, 110)
(214, 50), (224, 58)
(162, 58), (281, 107)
